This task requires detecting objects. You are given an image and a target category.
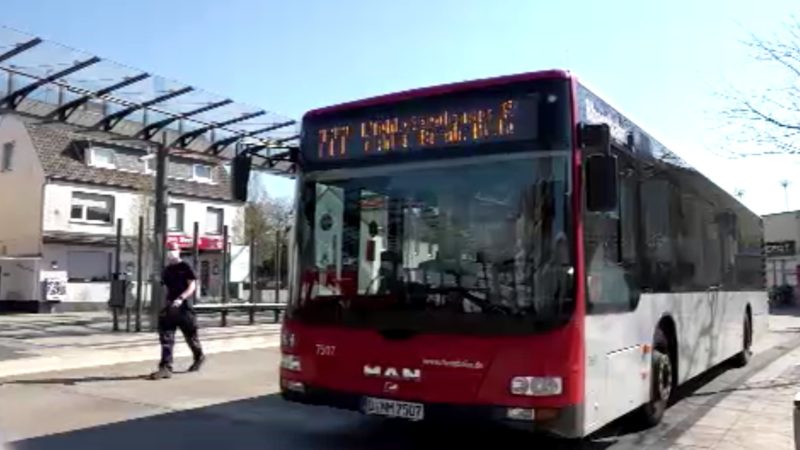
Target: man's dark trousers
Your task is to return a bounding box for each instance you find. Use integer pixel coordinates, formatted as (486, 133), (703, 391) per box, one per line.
(158, 303), (203, 370)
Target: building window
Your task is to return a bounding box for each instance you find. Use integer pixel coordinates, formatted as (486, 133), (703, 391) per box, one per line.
(193, 164), (213, 182)
(1, 142), (14, 172)
(70, 192), (114, 224)
(88, 146), (116, 169)
(206, 207), (224, 234)
(67, 251), (111, 282)
(167, 203), (184, 232)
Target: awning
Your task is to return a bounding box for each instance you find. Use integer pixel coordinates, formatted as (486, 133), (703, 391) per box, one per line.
(0, 25), (298, 177)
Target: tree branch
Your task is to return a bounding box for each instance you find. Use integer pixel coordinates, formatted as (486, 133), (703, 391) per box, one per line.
(741, 100), (800, 131)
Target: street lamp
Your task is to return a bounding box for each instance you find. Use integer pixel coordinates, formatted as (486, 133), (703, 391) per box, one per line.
(781, 180), (791, 211)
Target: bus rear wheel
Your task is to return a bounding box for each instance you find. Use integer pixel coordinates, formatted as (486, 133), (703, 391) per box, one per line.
(732, 313), (752, 368)
(638, 328), (673, 427)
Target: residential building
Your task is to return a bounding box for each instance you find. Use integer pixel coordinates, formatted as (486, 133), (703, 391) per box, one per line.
(0, 114), (249, 312)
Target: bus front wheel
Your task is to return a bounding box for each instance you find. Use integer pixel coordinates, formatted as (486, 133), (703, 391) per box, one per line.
(639, 328), (673, 427)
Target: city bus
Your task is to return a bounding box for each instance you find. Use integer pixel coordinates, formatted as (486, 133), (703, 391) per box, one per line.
(279, 69), (767, 438)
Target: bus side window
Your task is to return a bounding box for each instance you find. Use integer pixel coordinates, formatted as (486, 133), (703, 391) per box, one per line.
(618, 161), (641, 309)
(585, 154), (639, 314)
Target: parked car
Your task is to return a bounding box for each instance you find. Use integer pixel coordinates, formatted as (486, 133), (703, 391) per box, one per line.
(769, 284), (795, 306)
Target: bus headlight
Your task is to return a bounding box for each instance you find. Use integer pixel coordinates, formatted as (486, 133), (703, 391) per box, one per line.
(281, 354), (302, 372)
(510, 376), (563, 396)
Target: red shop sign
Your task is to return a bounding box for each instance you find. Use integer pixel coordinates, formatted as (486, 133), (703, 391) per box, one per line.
(167, 234), (224, 251)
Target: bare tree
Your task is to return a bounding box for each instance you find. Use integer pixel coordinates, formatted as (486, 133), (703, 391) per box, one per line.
(237, 190), (293, 273)
(727, 17), (800, 156)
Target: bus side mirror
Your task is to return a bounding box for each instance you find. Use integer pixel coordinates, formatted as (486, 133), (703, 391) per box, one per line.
(586, 154), (618, 212)
(579, 123), (611, 154)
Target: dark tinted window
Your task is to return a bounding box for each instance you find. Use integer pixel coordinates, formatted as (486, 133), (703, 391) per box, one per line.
(292, 153), (575, 334)
(585, 147), (763, 315)
(585, 152), (640, 313)
(579, 82), (763, 303)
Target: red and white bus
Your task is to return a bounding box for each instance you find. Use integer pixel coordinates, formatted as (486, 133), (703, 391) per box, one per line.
(279, 69), (767, 438)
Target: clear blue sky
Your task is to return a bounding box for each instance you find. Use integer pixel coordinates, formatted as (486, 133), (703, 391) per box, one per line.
(3, 0), (799, 213)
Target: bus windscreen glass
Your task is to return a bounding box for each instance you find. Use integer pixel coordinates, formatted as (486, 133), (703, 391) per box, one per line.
(291, 153), (574, 335)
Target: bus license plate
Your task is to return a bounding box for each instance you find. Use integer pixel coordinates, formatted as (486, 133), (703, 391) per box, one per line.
(363, 397), (424, 421)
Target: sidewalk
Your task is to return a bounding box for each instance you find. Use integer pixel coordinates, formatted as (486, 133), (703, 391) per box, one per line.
(655, 308), (800, 449)
(0, 311), (280, 380)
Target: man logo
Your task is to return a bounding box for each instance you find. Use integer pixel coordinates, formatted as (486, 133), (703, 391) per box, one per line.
(384, 382), (399, 393)
(363, 365), (422, 381)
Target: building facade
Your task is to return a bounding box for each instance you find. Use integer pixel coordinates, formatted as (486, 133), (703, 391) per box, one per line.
(0, 114), (249, 312)
(764, 210), (800, 290)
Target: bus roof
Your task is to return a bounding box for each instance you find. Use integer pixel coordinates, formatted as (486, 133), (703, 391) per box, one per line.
(303, 69), (572, 119)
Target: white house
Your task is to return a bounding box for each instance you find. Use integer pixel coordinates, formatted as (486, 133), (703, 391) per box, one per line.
(0, 114), (249, 312)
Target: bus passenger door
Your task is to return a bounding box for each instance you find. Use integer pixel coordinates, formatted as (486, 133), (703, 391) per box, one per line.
(584, 151), (649, 429)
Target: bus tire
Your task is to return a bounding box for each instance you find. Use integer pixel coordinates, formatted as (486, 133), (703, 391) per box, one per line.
(639, 328), (673, 427)
(732, 312), (752, 368)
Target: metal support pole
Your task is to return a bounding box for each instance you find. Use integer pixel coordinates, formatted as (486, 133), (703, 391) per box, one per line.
(192, 221), (199, 305)
(149, 139), (169, 331)
(113, 218), (122, 332)
(249, 231), (256, 325)
(274, 229), (281, 305)
(794, 392), (800, 449)
(135, 216), (143, 332)
(221, 225), (229, 327)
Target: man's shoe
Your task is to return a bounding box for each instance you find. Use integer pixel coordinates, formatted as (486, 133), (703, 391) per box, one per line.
(188, 355), (205, 372)
(149, 367), (172, 380)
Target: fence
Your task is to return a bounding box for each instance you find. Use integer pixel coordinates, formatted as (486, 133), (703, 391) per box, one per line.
(109, 217), (288, 332)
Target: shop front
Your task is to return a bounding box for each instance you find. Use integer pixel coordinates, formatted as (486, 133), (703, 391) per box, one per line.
(166, 233), (226, 299)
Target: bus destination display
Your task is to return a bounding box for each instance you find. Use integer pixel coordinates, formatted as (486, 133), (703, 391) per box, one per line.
(303, 93), (539, 162)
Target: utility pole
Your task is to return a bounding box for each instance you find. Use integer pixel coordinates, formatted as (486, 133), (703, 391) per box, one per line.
(149, 134), (169, 330)
(781, 180), (790, 211)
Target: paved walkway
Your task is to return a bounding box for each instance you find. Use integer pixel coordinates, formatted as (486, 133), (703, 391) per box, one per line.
(651, 309), (800, 449)
(0, 312), (280, 379)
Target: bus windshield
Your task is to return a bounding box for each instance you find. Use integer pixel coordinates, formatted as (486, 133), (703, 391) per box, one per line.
(291, 152), (574, 335)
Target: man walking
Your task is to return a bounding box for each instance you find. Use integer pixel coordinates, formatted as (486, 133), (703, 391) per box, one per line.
(150, 243), (205, 380)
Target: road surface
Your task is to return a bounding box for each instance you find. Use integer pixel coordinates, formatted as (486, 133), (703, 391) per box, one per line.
(0, 334), (796, 450)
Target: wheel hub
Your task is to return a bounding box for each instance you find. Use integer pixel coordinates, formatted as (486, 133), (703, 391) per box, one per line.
(656, 355), (672, 401)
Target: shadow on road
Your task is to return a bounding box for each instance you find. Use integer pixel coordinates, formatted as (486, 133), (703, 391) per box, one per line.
(10, 394), (617, 450)
(2, 374), (149, 386)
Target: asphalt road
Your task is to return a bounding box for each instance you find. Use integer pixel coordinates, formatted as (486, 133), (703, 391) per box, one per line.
(0, 337), (796, 450)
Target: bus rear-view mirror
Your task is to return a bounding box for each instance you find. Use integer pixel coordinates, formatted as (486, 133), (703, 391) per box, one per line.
(586, 154), (618, 213)
(579, 123), (611, 153)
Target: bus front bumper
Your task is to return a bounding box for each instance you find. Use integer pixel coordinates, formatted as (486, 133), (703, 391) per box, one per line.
(280, 382), (583, 438)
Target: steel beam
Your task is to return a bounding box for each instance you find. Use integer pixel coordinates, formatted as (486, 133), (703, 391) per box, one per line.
(48, 72), (150, 121)
(273, 133), (300, 144)
(0, 56), (101, 109)
(209, 120), (296, 153)
(138, 99), (232, 140)
(96, 86), (194, 131)
(173, 110), (265, 148)
(0, 38), (42, 65)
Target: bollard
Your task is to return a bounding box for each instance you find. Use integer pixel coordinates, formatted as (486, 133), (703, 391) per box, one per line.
(794, 391), (800, 449)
